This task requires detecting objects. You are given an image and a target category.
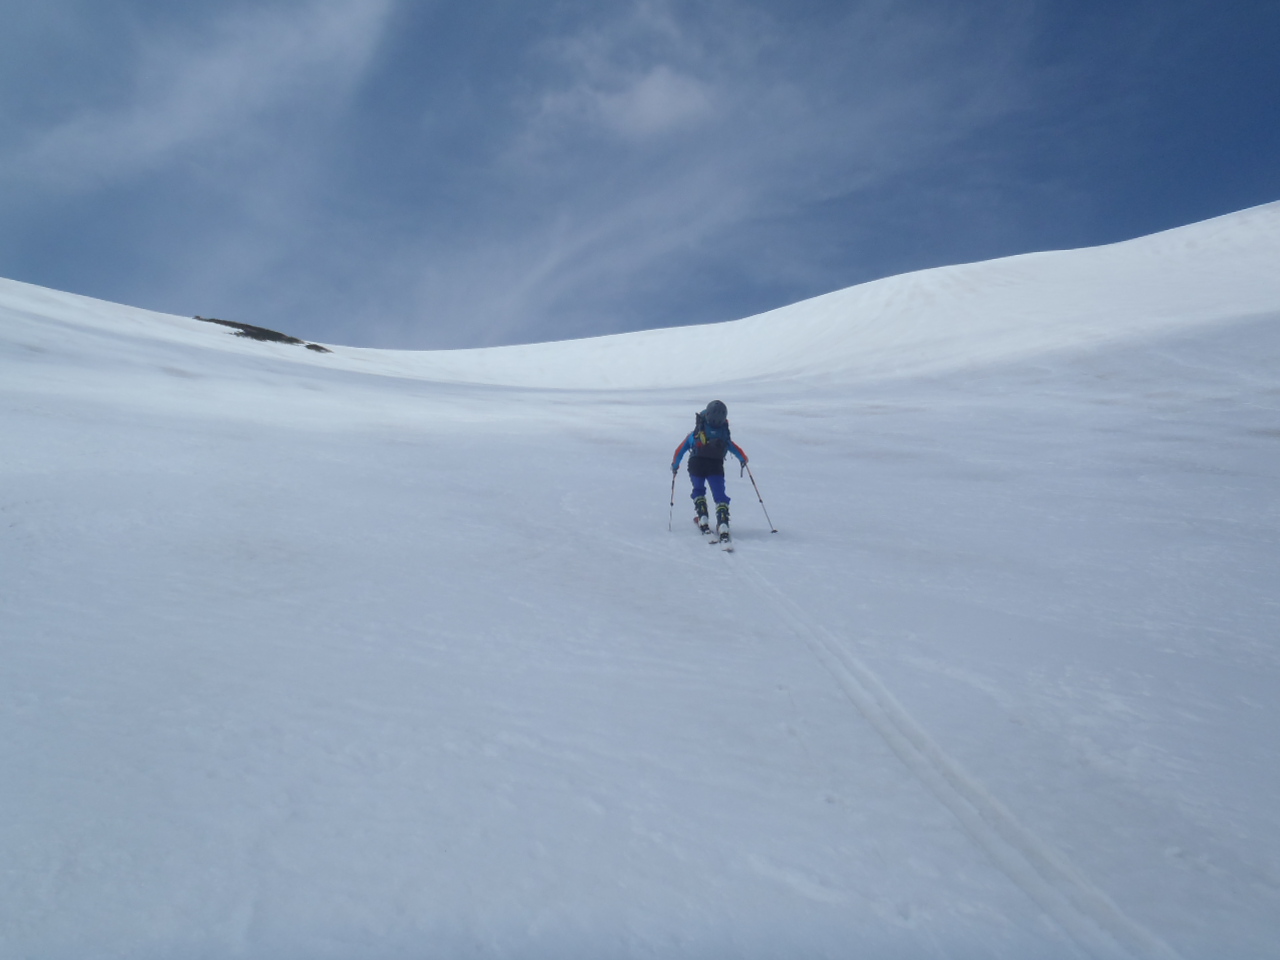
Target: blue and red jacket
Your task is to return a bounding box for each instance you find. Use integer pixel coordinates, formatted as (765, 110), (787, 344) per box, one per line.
(672, 432), (748, 478)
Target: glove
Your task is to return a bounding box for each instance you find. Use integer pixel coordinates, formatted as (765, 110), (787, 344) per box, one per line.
(671, 462), (679, 475)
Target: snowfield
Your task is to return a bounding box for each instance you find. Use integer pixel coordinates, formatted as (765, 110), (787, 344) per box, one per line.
(3, 202), (1280, 959)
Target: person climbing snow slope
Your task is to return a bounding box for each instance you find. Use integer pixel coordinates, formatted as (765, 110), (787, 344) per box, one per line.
(671, 400), (748, 544)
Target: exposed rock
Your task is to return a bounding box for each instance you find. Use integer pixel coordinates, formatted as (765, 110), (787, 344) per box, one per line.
(194, 316), (332, 353)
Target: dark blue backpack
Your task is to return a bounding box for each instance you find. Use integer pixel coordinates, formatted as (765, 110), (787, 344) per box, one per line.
(693, 410), (731, 458)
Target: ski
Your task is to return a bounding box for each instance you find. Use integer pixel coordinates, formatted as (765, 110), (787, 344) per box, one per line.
(692, 515), (730, 551)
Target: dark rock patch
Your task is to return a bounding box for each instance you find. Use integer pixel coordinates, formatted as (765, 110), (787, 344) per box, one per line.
(194, 316), (332, 353)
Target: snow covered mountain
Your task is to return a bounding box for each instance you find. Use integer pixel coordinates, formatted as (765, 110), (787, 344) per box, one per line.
(3, 202), (1279, 959)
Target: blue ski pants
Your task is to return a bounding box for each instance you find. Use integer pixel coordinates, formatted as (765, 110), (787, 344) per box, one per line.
(690, 473), (729, 506)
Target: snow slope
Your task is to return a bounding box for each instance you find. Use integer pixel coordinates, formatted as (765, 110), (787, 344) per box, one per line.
(3, 202), (1280, 958)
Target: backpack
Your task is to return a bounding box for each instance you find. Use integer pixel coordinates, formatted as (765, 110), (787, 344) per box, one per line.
(693, 410), (731, 458)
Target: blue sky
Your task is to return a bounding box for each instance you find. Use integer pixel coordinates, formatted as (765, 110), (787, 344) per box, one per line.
(1, 0), (1278, 349)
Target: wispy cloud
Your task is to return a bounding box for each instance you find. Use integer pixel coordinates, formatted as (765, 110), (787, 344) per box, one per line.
(522, 4), (719, 145)
(537, 63), (715, 141)
(6, 0), (392, 189)
(381, 1), (1043, 346)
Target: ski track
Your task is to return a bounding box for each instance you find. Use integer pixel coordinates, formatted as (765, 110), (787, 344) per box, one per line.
(730, 558), (1183, 960)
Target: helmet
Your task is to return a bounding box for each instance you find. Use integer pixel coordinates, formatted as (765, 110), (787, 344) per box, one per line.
(703, 400), (728, 424)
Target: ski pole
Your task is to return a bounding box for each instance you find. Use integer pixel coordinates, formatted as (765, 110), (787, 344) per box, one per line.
(744, 463), (777, 533)
(668, 470), (677, 531)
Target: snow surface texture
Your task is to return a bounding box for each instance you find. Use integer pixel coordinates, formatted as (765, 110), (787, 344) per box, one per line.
(3, 202), (1280, 959)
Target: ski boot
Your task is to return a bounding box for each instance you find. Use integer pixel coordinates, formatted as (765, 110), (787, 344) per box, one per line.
(715, 503), (731, 543)
(693, 496), (711, 535)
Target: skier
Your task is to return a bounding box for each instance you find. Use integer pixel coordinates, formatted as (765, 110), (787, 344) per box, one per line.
(671, 400), (748, 542)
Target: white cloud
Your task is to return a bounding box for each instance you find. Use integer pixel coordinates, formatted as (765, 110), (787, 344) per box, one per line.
(6, 0), (393, 189)
(539, 64), (715, 141)
(518, 0), (726, 148)
(423, 2), (1044, 346)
